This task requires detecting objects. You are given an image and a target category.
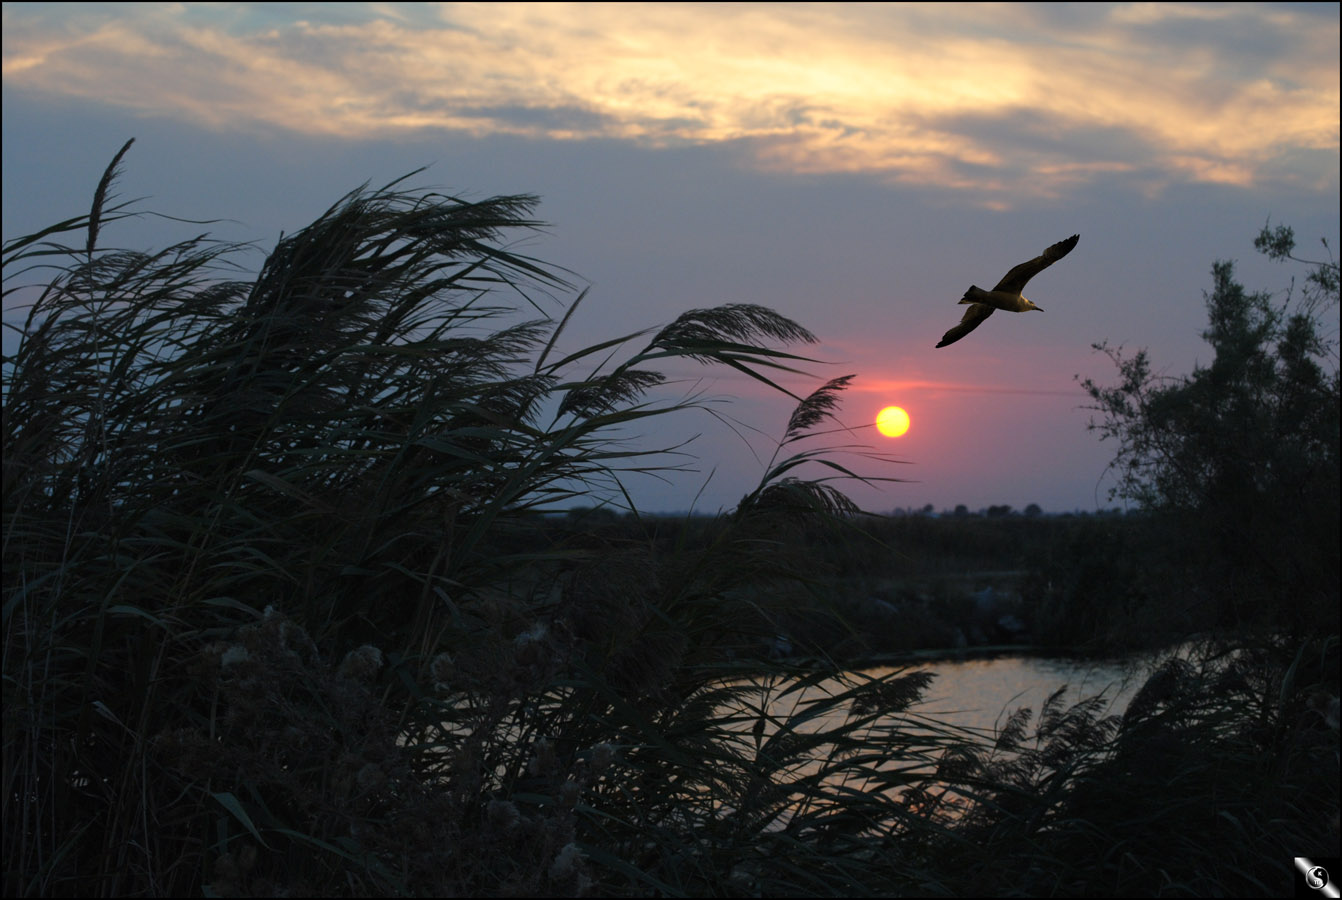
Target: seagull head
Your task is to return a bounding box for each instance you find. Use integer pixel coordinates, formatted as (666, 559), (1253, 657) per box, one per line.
(1022, 297), (1043, 311)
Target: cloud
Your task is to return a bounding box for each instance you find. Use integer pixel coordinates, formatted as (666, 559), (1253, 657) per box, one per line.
(3, 2), (1337, 204)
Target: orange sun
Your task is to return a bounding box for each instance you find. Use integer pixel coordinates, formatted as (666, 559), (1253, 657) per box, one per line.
(876, 406), (910, 438)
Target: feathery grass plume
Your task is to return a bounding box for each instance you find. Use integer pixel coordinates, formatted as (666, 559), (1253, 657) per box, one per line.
(733, 373), (908, 528)
(638, 303), (820, 390)
(650, 303), (817, 351)
(85, 138), (135, 259)
(784, 373), (855, 443)
(558, 368), (667, 418)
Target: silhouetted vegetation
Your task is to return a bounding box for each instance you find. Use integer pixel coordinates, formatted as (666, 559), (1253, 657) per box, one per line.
(1080, 223), (1340, 637)
(4, 144), (1336, 897)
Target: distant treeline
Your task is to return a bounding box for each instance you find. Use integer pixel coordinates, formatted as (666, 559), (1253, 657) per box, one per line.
(496, 506), (1257, 658)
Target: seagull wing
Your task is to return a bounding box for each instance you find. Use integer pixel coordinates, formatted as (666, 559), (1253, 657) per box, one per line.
(992, 234), (1079, 294)
(936, 303), (994, 348)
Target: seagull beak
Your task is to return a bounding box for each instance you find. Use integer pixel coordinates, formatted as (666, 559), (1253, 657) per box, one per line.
(1033, 305), (1044, 311)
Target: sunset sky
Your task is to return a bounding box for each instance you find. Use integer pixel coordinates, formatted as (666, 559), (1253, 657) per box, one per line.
(3, 2), (1338, 515)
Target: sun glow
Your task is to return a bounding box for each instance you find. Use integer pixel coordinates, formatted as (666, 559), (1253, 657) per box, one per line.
(876, 406), (910, 438)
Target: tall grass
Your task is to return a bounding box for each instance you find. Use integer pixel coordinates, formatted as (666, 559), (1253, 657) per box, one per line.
(5, 143), (1336, 897)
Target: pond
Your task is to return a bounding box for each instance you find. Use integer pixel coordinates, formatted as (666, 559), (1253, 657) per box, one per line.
(707, 647), (1185, 831)
(732, 646), (1179, 744)
(889, 649), (1161, 735)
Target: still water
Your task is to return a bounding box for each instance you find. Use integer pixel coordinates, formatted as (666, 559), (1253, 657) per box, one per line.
(890, 650), (1156, 735)
(717, 649), (1178, 830)
(731, 648), (1177, 750)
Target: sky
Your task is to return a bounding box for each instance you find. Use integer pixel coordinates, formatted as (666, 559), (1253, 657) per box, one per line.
(3, 2), (1339, 516)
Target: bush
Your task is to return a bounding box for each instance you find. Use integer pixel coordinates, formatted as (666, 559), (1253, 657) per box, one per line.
(1079, 225), (1340, 636)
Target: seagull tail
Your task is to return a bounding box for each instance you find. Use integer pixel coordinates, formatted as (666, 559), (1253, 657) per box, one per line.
(959, 285), (985, 305)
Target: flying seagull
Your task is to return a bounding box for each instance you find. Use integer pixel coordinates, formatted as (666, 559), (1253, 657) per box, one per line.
(935, 234), (1079, 348)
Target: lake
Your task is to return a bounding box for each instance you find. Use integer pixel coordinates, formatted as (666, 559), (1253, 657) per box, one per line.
(888, 649), (1159, 735)
(707, 647), (1181, 831)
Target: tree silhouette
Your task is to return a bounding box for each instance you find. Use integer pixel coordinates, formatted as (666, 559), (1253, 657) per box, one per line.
(1079, 224), (1339, 631)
